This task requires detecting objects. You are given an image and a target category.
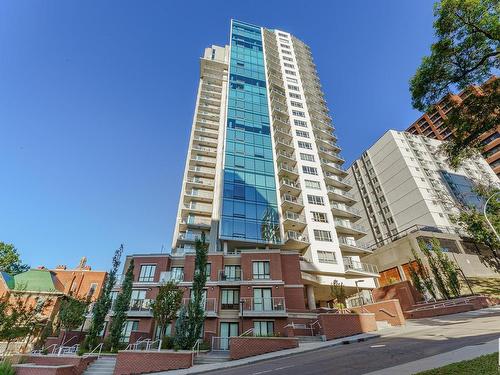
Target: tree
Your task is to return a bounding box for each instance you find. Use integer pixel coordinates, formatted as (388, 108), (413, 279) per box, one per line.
(434, 245), (461, 297)
(151, 281), (183, 339)
(108, 259), (134, 352)
(58, 297), (88, 344)
(0, 294), (51, 356)
(175, 233), (208, 350)
(84, 245), (123, 350)
(410, 0), (499, 166)
(329, 281), (347, 311)
(410, 248), (437, 300)
(419, 239), (451, 299)
(0, 242), (29, 275)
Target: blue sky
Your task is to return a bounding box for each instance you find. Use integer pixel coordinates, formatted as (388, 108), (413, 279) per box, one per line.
(0, 1), (436, 271)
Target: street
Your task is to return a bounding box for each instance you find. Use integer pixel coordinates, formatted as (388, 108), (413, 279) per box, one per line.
(204, 308), (500, 375)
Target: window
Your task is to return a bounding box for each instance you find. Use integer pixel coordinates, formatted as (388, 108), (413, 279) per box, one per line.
(205, 263), (212, 280)
(288, 84), (300, 91)
(314, 230), (332, 242)
(302, 166), (318, 175)
(291, 101), (303, 108)
(307, 195), (324, 205)
(292, 110), (305, 117)
(317, 251), (336, 264)
(221, 289), (240, 309)
(294, 119), (307, 127)
(281, 49), (291, 55)
(253, 261), (270, 279)
(382, 206), (390, 214)
(296, 130), (309, 138)
(283, 56), (293, 62)
(289, 92), (301, 99)
(130, 289), (146, 306)
(254, 321), (274, 336)
(305, 179), (321, 189)
(387, 217), (394, 224)
(300, 153), (315, 162)
(87, 283), (97, 299)
(284, 63), (294, 68)
(298, 141), (312, 150)
(139, 265), (156, 282)
(286, 77), (298, 83)
(281, 44), (290, 49)
(121, 320), (139, 342)
(222, 265), (242, 281)
(285, 69), (296, 76)
(312, 212), (328, 223)
(170, 267), (184, 281)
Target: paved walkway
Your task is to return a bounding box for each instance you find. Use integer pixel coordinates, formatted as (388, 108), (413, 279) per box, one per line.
(154, 333), (380, 374)
(363, 338), (498, 375)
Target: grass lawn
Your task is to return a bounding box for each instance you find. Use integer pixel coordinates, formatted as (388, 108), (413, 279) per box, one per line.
(415, 353), (499, 374)
(462, 277), (500, 298)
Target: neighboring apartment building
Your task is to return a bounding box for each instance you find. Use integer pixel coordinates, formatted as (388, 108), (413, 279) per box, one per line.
(406, 76), (500, 176)
(108, 20), (378, 345)
(347, 130), (499, 285)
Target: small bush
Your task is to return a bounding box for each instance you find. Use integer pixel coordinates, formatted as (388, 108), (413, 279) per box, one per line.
(161, 336), (174, 350)
(199, 341), (210, 351)
(0, 360), (16, 375)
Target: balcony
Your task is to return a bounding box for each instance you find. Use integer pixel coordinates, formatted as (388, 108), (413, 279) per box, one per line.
(218, 269), (242, 282)
(182, 298), (217, 317)
(181, 203), (212, 215)
(189, 155), (216, 168)
(278, 163), (299, 179)
(187, 166), (215, 178)
(275, 138), (294, 152)
(178, 232), (211, 242)
(191, 145), (217, 156)
(281, 194), (304, 212)
(343, 257), (379, 276)
(279, 179), (301, 196)
(328, 188), (355, 205)
(159, 271), (185, 283)
(128, 299), (153, 316)
(184, 189), (213, 203)
(185, 177), (214, 190)
(193, 135), (218, 147)
(322, 163), (348, 177)
(324, 174), (352, 190)
(283, 211), (307, 230)
(179, 216), (211, 231)
(338, 237), (373, 255)
(334, 219), (367, 238)
(331, 203), (361, 221)
(240, 297), (287, 317)
(276, 150), (296, 165)
(283, 230), (309, 250)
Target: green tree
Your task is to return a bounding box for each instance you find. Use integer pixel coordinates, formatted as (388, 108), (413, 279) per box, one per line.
(433, 244), (462, 297)
(411, 248), (437, 300)
(0, 242), (29, 275)
(329, 281), (347, 311)
(419, 239), (451, 299)
(151, 281), (183, 339)
(84, 245), (123, 350)
(108, 259), (134, 352)
(410, 0), (499, 167)
(58, 297), (88, 344)
(173, 305), (189, 350)
(175, 233), (208, 350)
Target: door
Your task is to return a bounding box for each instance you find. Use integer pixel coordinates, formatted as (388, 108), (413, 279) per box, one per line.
(219, 322), (239, 350)
(253, 288), (272, 311)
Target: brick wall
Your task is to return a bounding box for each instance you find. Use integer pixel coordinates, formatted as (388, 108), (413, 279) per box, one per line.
(14, 364), (75, 375)
(318, 313), (377, 340)
(372, 280), (423, 311)
(113, 350), (192, 375)
(24, 355), (97, 375)
(351, 299), (405, 326)
(405, 303), (474, 319)
(229, 337), (299, 360)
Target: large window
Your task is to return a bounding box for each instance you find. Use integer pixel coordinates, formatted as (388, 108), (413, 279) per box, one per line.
(307, 195), (324, 205)
(317, 251), (337, 264)
(302, 166), (318, 175)
(300, 153), (315, 162)
(292, 110), (305, 117)
(252, 261), (270, 279)
(296, 130), (309, 138)
(298, 141), (312, 150)
(139, 265), (156, 282)
(314, 229), (333, 242)
(170, 267), (184, 281)
(223, 265), (242, 281)
(121, 320), (139, 342)
(221, 289), (240, 310)
(304, 179), (320, 189)
(253, 321), (274, 336)
(312, 212), (328, 223)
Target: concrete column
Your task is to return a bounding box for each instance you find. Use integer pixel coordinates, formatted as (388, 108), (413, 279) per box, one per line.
(397, 265), (407, 281)
(223, 241), (228, 255)
(306, 285), (316, 310)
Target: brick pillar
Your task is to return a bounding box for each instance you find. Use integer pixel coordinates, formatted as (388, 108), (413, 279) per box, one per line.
(306, 285), (316, 310)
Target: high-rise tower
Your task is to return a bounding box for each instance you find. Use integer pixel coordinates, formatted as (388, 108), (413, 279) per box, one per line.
(172, 20), (378, 303)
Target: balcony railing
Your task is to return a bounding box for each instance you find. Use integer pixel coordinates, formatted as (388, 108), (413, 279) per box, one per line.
(129, 299), (152, 312)
(283, 211), (306, 223)
(338, 237), (371, 250)
(328, 188), (354, 199)
(278, 164), (298, 174)
(343, 257), (378, 274)
(334, 219), (366, 233)
(178, 233), (210, 242)
(218, 269), (242, 281)
(182, 298), (217, 313)
(331, 203), (360, 215)
(180, 217), (211, 226)
(280, 180), (300, 190)
(285, 230), (309, 242)
(281, 194), (303, 206)
(241, 297), (286, 313)
(159, 271), (184, 283)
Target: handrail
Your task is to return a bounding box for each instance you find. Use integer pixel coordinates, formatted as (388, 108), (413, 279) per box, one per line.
(191, 339), (202, 366)
(239, 328), (253, 337)
(83, 343), (103, 359)
(147, 339), (162, 351)
(379, 308), (396, 318)
(61, 335), (78, 347)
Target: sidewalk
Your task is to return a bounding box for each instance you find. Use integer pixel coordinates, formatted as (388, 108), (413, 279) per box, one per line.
(363, 338), (498, 375)
(154, 333), (380, 374)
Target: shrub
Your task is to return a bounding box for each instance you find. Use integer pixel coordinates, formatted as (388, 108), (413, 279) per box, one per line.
(0, 360), (15, 375)
(199, 341), (211, 350)
(161, 336), (174, 350)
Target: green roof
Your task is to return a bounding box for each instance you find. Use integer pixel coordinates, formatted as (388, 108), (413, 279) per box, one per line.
(0, 272), (14, 289)
(9, 269), (61, 293)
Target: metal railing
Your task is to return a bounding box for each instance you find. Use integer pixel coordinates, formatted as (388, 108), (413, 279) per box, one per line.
(286, 231), (309, 243)
(241, 297), (286, 312)
(191, 339), (202, 366)
(342, 257), (378, 274)
(338, 236), (371, 250)
(218, 269), (242, 281)
(211, 336), (230, 351)
(83, 343), (103, 358)
(129, 299), (152, 312)
(57, 344), (79, 356)
(280, 180), (300, 189)
(281, 194), (303, 205)
(179, 232), (211, 241)
(283, 211), (306, 223)
(160, 271), (184, 282)
(278, 164), (298, 174)
(182, 298), (217, 313)
(331, 203), (360, 215)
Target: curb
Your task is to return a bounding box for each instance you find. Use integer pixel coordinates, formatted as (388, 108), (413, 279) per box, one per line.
(174, 333), (381, 374)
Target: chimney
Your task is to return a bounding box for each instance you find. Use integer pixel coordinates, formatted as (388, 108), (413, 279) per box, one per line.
(55, 265), (67, 270)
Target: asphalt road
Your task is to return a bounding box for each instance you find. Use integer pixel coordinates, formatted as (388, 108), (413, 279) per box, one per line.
(204, 308), (500, 375)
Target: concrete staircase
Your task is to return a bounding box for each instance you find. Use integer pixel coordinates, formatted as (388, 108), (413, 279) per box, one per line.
(296, 335), (324, 343)
(83, 356), (117, 375)
(376, 320), (392, 330)
(194, 352), (231, 365)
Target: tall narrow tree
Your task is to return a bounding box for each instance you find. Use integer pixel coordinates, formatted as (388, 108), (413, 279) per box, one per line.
(151, 281), (183, 339)
(84, 245), (123, 350)
(108, 259), (134, 352)
(58, 297), (88, 345)
(419, 240), (451, 299)
(410, 247), (437, 300)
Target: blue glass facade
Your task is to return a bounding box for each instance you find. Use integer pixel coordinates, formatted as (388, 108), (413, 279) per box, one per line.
(220, 20), (280, 244)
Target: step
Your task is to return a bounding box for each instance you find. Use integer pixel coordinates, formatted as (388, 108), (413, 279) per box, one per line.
(194, 353), (231, 364)
(296, 335), (323, 343)
(376, 320), (392, 330)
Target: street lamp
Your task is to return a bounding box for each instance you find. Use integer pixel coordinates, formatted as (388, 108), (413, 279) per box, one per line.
(483, 191), (500, 243)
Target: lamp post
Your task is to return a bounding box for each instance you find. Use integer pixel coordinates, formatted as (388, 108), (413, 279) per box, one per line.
(483, 191), (500, 243)
(239, 299), (245, 334)
(354, 279), (364, 307)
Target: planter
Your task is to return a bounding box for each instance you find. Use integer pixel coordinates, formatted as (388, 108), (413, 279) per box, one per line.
(114, 350), (192, 375)
(318, 313), (377, 340)
(229, 337), (299, 360)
